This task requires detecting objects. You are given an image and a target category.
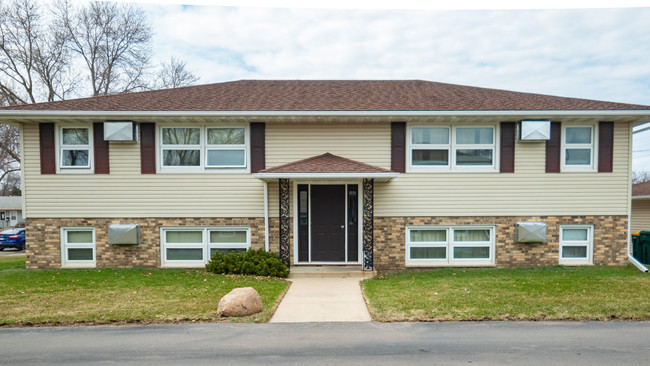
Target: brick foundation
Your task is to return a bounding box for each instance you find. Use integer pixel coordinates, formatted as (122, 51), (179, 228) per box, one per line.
(25, 217), (265, 269)
(26, 215), (628, 271)
(373, 215), (628, 273)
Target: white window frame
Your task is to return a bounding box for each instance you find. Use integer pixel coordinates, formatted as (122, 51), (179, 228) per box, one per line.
(561, 125), (597, 172)
(205, 127), (248, 168)
(157, 124), (249, 173)
(405, 225), (495, 266)
(58, 126), (93, 171)
(207, 227), (251, 256)
(161, 226), (251, 267)
(559, 225), (593, 265)
(407, 125), (498, 173)
(160, 126), (203, 169)
(61, 227), (96, 268)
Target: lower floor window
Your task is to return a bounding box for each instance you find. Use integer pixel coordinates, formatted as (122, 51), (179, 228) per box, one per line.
(61, 227), (96, 267)
(161, 227), (250, 266)
(406, 226), (495, 266)
(559, 225), (593, 265)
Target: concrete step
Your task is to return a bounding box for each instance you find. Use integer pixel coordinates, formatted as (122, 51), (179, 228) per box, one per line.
(289, 265), (376, 279)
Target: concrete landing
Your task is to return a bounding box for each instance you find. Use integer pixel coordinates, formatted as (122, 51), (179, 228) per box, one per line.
(270, 275), (373, 322)
(289, 266), (375, 278)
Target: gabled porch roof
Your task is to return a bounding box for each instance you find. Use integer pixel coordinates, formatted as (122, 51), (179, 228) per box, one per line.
(252, 153), (399, 181)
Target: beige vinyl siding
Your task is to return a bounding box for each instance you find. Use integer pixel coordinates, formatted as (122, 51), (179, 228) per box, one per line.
(23, 120), (632, 219)
(265, 122), (391, 170)
(631, 199), (650, 233)
(375, 122), (631, 217)
(23, 123), (264, 218)
(267, 181), (293, 218)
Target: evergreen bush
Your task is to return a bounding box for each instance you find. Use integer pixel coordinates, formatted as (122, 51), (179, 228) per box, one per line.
(206, 249), (289, 278)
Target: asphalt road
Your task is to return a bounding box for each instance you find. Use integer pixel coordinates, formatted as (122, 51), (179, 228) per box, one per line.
(1, 322), (649, 365)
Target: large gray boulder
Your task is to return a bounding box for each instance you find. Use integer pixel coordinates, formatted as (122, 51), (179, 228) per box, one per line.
(217, 287), (263, 317)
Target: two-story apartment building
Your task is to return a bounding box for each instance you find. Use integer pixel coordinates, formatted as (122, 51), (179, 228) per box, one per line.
(1, 80), (649, 272)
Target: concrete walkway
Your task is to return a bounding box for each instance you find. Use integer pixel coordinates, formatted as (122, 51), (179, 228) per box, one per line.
(270, 275), (372, 322)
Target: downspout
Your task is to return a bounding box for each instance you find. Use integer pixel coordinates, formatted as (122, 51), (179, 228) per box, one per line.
(264, 181), (269, 252)
(628, 123), (648, 272)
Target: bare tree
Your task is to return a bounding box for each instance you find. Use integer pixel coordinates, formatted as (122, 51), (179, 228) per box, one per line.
(0, 1), (200, 192)
(57, 0), (152, 96)
(0, 123), (20, 195)
(157, 56), (199, 89)
(633, 171), (650, 184)
(0, 0), (74, 104)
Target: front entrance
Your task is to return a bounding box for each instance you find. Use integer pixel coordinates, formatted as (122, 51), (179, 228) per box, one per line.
(297, 184), (359, 263)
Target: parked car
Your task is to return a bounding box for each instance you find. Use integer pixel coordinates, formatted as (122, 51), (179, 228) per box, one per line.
(0, 228), (25, 251)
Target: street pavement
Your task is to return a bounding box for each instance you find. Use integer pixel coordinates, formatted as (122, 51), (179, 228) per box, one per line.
(1, 321), (649, 365)
(0, 249), (24, 256)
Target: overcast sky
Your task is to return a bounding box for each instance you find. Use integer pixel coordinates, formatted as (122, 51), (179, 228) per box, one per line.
(79, 1), (650, 172)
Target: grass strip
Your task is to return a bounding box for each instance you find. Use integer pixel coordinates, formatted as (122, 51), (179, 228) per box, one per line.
(362, 265), (650, 321)
(0, 256), (289, 327)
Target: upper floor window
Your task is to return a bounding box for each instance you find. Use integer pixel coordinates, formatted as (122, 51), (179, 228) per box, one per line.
(161, 127), (201, 167)
(206, 128), (246, 168)
(60, 127), (91, 169)
(562, 126), (595, 172)
(159, 125), (248, 171)
(408, 125), (497, 172)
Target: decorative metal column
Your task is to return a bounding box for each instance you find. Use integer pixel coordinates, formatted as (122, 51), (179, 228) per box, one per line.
(279, 179), (291, 266)
(362, 178), (374, 270)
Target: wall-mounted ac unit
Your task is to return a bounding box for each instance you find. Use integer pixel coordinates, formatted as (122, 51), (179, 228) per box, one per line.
(108, 224), (140, 245)
(519, 120), (551, 141)
(515, 222), (547, 243)
(104, 121), (138, 142)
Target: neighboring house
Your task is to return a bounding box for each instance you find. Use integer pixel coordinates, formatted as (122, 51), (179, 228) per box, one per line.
(0, 80), (649, 271)
(632, 181), (650, 233)
(0, 196), (23, 228)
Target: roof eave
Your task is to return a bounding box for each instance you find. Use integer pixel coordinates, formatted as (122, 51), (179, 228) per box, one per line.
(2, 109), (650, 118)
(252, 172), (400, 182)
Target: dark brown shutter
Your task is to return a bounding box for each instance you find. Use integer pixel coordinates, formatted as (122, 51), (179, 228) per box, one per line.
(140, 122), (156, 174)
(39, 123), (56, 174)
(598, 121), (614, 173)
(93, 122), (110, 174)
(545, 121), (562, 173)
(500, 122), (516, 173)
(250, 122), (265, 173)
(391, 122), (406, 173)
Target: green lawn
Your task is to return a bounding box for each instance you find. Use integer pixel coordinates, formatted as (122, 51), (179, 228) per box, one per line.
(362, 265), (650, 321)
(0, 256), (289, 327)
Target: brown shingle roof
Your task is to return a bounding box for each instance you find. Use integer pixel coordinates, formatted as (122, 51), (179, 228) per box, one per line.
(1, 80), (648, 112)
(633, 181), (650, 197)
(259, 153), (391, 173)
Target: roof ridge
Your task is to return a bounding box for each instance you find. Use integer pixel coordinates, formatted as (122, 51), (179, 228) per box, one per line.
(2, 80), (648, 111)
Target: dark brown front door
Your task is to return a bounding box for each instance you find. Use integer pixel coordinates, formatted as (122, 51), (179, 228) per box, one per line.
(310, 185), (346, 262)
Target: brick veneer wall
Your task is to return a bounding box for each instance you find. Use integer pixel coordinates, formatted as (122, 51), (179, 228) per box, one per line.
(26, 215), (628, 271)
(373, 215), (628, 273)
(25, 218), (265, 269)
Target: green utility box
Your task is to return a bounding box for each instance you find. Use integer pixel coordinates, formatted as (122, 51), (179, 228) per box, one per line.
(633, 231), (650, 265)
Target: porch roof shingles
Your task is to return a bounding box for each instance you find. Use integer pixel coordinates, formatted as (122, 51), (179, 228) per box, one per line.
(1, 80), (649, 112)
(259, 153), (392, 174)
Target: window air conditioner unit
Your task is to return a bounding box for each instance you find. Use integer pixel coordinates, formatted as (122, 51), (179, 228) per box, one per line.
(108, 224), (140, 245)
(104, 121), (138, 142)
(518, 120), (551, 141)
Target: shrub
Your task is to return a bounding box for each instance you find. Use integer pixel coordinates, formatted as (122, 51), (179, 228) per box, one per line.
(206, 249), (289, 278)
